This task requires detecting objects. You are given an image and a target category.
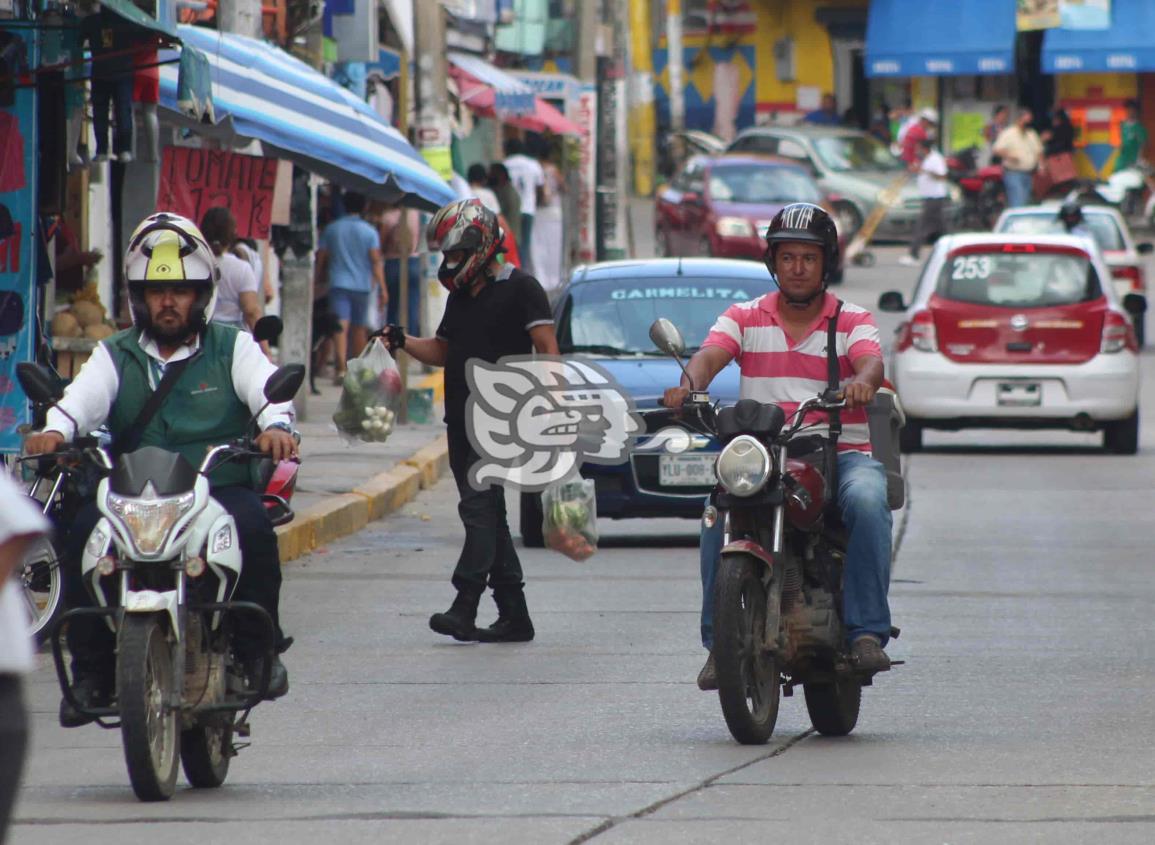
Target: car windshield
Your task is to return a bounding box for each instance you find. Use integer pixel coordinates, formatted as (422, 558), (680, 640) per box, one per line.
(996, 212), (1126, 251)
(708, 165), (822, 204)
(812, 135), (904, 172)
(558, 276), (774, 355)
(937, 250), (1102, 308)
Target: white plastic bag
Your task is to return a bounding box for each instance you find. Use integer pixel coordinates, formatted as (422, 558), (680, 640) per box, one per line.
(332, 339), (404, 444)
(542, 477), (598, 561)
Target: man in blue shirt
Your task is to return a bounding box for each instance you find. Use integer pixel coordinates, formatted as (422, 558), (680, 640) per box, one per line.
(315, 192), (387, 378)
(804, 93), (840, 126)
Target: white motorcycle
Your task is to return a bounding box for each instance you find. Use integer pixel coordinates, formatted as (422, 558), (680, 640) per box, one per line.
(18, 361), (304, 802)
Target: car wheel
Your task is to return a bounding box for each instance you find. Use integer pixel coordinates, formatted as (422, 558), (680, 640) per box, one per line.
(899, 418), (923, 453)
(1104, 411), (1139, 455)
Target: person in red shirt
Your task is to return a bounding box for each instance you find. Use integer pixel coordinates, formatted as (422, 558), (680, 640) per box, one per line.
(901, 107), (938, 165)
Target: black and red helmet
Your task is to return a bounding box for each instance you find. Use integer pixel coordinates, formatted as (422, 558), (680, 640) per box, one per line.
(425, 198), (503, 292)
(763, 202), (840, 285)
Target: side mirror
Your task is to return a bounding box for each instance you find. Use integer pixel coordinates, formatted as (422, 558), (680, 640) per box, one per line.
(649, 318), (687, 358)
(878, 291), (906, 312)
(263, 364), (306, 404)
(1123, 292), (1147, 316)
(1137, 242), (1154, 255)
(16, 362), (62, 404)
(253, 315), (283, 344)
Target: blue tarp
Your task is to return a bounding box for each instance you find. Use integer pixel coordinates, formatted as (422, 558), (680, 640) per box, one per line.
(865, 0), (1016, 78)
(1043, 0), (1155, 73)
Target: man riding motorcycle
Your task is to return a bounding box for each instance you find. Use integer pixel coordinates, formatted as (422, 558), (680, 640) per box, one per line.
(660, 203), (894, 690)
(24, 212), (298, 725)
(1057, 200), (1093, 239)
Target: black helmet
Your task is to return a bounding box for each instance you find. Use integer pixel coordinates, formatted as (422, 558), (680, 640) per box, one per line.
(1057, 201), (1084, 230)
(764, 202), (840, 285)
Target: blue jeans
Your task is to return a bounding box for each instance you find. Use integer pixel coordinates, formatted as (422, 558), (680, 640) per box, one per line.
(385, 256), (422, 333)
(699, 451), (892, 650)
(1003, 169), (1034, 208)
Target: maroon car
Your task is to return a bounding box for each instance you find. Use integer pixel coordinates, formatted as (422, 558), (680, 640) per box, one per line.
(656, 154), (845, 281)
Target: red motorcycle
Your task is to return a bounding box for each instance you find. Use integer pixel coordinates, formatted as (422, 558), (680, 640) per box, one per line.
(948, 147), (1005, 231)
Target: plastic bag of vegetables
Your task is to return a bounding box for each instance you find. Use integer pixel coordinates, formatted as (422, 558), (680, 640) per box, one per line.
(541, 477), (598, 561)
(331, 339), (404, 443)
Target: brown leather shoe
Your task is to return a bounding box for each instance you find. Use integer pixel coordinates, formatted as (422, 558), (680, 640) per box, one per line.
(696, 652), (718, 691)
(851, 635), (891, 674)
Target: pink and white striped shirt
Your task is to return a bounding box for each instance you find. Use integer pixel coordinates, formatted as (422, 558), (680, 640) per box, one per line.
(701, 292), (883, 453)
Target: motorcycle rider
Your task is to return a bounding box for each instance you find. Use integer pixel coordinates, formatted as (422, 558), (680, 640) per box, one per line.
(23, 212), (299, 725)
(660, 203), (893, 689)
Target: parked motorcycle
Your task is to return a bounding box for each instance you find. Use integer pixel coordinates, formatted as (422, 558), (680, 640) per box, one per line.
(1070, 166), (1150, 220)
(649, 319), (901, 745)
(17, 359), (305, 801)
(947, 147), (1005, 230)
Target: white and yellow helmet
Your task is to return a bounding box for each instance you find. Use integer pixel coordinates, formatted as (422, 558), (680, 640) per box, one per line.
(124, 212), (219, 334)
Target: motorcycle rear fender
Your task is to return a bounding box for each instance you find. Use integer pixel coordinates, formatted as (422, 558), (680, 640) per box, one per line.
(123, 588), (180, 636)
(721, 539), (775, 571)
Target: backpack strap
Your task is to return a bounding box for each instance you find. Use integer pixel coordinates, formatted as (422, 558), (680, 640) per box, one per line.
(826, 299), (844, 441)
(114, 353), (197, 455)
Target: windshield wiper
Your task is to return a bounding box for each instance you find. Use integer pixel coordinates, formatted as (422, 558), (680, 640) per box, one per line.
(566, 344), (639, 356)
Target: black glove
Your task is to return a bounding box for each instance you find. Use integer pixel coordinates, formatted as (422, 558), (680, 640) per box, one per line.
(380, 324), (406, 352)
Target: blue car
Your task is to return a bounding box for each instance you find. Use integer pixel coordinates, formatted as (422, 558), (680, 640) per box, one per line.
(520, 257), (778, 545)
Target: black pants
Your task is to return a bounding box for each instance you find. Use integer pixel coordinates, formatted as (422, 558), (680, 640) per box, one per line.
(91, 76), (134, 157)
(62, 486), (285, 674)
(910, 196), (946, 259)
(447, 426), (523, 592)
(0, 675), (27, 841)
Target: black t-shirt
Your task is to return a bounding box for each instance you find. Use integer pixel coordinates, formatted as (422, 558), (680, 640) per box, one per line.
(437, 266), (553, 427)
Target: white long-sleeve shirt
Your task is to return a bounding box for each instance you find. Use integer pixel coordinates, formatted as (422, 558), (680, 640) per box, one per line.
(45, 329), (294, 440)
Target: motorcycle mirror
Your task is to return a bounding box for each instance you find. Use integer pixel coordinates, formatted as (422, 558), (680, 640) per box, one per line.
(878, 291), (906, 312)
(263, 364), (306, 404)
(16, 362), (62, 404)
(252, 315), (283, 344)
(1123, 293), (1147, 316)
(649, 318), (686, 358)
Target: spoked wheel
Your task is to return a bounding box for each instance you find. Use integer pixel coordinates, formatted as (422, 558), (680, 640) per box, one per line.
(803, 678), (862, 736)
(20, 536), (63, 644)
(181, 722), (233, 788)
(118, 615), (180, 801)
(713, 554), (780, 745)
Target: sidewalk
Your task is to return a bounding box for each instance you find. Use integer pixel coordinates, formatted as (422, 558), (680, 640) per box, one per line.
(276, 371), (449, 563)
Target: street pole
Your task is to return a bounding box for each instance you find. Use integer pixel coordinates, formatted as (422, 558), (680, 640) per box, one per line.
(667, 0), (684, 133)
(627, 0), (656, 198)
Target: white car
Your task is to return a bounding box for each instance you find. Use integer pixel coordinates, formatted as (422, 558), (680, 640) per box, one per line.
(994, 204), (1152, 344)
(879, 233), (1143, 454)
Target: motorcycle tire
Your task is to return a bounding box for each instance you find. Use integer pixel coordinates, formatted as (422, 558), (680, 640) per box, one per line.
(181, 722), (233, 788)
(803, 679), (861, 737)
(713, 554), (780, 745)
(520, 492), (545, 548)
(21, 534), (63, 645)
(118, 614), (180, 801)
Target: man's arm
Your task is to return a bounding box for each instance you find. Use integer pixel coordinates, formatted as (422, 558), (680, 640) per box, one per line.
(26, 343), (119, 453)
(239, 290), (263, 331)
(370, 247), (387, 307)
(404, 335), (448, 367)
(661, 345), (733, 407)
(529, 324), (559, 355)
(844, 355), (884, 410)
(231, 332), (298, 462)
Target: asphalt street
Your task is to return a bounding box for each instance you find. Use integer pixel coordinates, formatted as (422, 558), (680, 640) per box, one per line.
(12, 230), (1155, 843)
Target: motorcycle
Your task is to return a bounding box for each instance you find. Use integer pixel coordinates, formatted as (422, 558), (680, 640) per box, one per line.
(17, 359), (305, 801)
(649, 319), (901, 745)
(1071, 166), (1151, 220)
(947, 147), (1005, 230)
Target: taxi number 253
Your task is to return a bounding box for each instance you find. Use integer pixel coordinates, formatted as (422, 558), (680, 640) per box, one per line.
(951, 256), (993, 280)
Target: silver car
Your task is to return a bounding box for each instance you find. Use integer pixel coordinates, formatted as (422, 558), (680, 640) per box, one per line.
(726, 125), (961, 242)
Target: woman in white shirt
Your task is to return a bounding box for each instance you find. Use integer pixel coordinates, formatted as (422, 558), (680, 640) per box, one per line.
(200, 207), (263, 331)
(530, 146), (565, 297)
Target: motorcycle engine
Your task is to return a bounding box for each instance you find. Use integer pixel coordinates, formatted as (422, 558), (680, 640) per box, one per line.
(787, 585), (843, 658)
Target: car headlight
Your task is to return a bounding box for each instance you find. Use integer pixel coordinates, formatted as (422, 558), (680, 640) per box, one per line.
(715, 216), (754, 238)
(106, 490), (195, 555)
(715, 435), (772, 497)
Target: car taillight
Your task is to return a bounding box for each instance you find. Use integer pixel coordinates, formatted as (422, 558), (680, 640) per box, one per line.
(1102, 311), (1138, 354)
(897, 310), (938, 353)
(1111, 265), (1145, 291)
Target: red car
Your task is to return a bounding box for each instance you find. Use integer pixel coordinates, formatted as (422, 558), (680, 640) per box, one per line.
(655, 154), (846, 281)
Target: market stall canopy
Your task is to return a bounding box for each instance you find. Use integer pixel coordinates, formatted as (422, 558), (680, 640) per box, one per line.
(865, 0), (1016, 77)
(1042, 1), (1155, 73)
(447, 53), (584, 136)
(158, 26), (455, 211)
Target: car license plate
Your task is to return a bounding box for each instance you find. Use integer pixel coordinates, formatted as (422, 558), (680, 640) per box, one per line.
(997, 381), (1042, 407)
(659, 454), (716, 486)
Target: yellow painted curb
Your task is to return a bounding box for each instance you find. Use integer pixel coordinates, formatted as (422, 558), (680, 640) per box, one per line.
(276, 435), (451, 563)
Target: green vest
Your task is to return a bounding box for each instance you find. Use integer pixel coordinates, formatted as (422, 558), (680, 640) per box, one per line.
(104, 323), (254, 488)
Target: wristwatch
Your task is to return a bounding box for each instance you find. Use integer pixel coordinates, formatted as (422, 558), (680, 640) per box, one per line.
(265, 421), (301, 444)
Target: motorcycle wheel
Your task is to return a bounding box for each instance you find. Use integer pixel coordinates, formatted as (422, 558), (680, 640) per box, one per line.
(21, 535), (63, 644)
(713, 554), (779, 745)
(118, 615), (180, 801)
(803, 679), (862, 737)
(520, 492), (545, 548)
(181, 722), (233, 788)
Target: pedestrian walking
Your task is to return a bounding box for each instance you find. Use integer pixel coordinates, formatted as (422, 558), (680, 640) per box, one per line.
(983, 104), (1010, 165)
(503, 137), (545, 273)
(0, 470), (52, 840)
(993, 109), (1043, 208)
(530, 143), (565, 298)
(1116, 99), (1148, 172)
(803, 92), (840, 126)
(378, 199), (558, 643)
(201, 207), (263, 332)
(488, 162), (522, 246)
(901, 108), (937, 166)
(467, 163), (501, 214)
(378, 202), (422, 335)
(1039, 108), (1078, 197)
(314, 191), (387, 381)
(899, 138), (948, 266)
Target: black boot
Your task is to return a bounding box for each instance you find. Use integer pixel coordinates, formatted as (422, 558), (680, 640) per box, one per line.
(429, 586), (482, 641)
(59, 668), (113, 728)
(476, 584), (535, 643)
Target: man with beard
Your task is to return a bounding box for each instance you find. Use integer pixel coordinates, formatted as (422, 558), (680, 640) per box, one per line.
(24, 212), (299, 725)
(661, 203), (893, 690)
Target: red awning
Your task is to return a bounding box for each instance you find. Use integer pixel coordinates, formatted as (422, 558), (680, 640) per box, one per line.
(449, 64), (585, 137)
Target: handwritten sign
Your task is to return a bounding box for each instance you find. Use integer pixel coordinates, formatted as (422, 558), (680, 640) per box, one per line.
(157, 148), (278, 239)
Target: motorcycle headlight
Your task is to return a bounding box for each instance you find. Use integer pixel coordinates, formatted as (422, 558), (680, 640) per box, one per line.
(715, 216), (754, 238)
(106, 490), (195, 555)
(716, 435), (772, 497)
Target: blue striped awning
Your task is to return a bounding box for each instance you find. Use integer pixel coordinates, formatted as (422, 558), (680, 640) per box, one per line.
(159, 26), (455, 211)
(1043, 0), (1155, 73)
(448, 52), (536, 117)
(865, 0), (1016, 77)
